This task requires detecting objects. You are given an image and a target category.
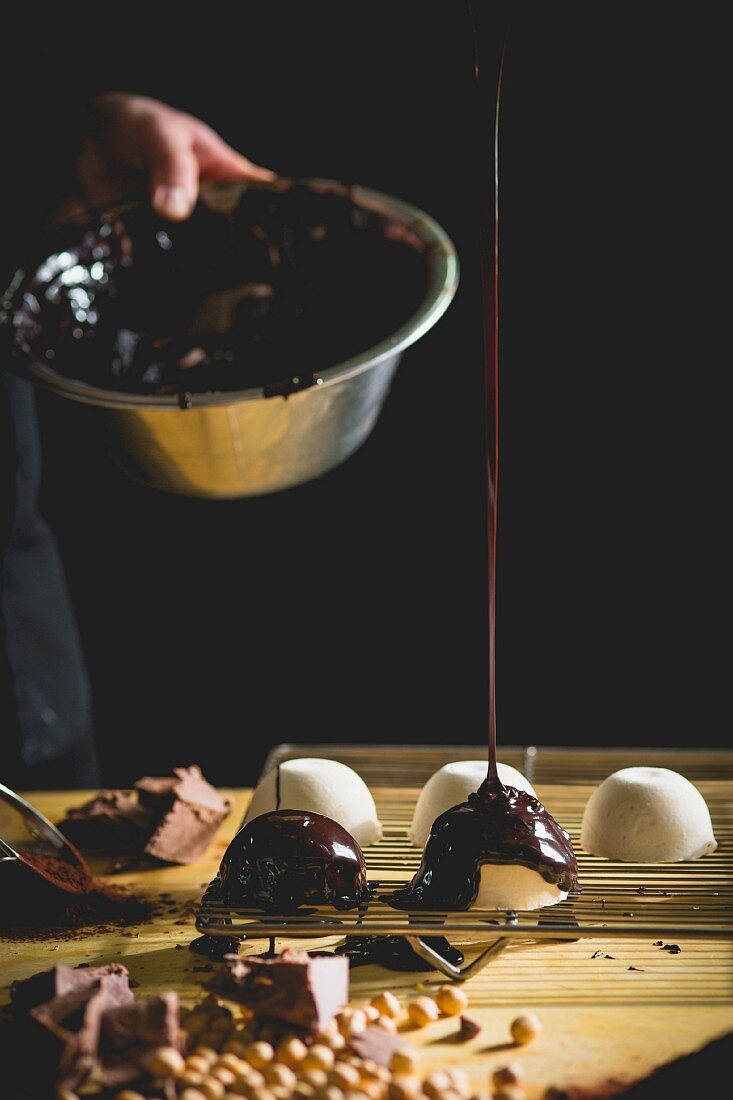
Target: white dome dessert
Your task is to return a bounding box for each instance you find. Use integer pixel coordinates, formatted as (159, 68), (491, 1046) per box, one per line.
(581, 767), (717, 862)
(244, 758), (382, 848)
(474, 864), (567, 910)
(409, 760), (536, 848)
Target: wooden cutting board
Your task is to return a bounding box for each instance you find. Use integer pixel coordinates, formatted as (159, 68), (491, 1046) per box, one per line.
(1, 787), (731, 1098)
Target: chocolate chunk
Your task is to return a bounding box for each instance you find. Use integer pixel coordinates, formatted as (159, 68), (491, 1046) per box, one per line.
(139, 766), (231, 865)
(59, 791), (153, 853)
(349, 1024), (411, 1067)
(212, 949), (348, 1032)
(27, 974), (134, 1091)
(98, 992), (184, 1088)
(56, 766), (230, 865)
(136, 766), (229, 815)
(11, 963), (130, 1014)
(457, 1015), (482, 1041)
(134, 775), (180, 812)
(145, 797), (229, 864)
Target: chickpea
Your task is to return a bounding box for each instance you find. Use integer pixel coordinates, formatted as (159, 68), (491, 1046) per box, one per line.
(492, 1064), (525, 1089)
(337, 1008), (367, 1037)
(276, 1036), (308, 1068)
(188, 1054), (215, 1076)
(370, 991), (401, 1019)
(329, 1064), (362, 1090)
(390, 1049), (419, 1075)
(510, 1013), (542, 1046)
(406, 997), (439, 1028)
(144, 1045), (186, 1077)
(302, 1044), (335, 1072)
(178, 1071), (206, 1090)
(198, 1078), (226, 1100)
(216, 1053), (246, 1074)
(264, 1064), (297, 1089)
(301, 1069), (329, 1089)
(388, 1076), (422, 1100)
(213, 1068), (237, 1088)
(423, 1071), (452, 1100)
(245, 1042), (275, 1069)
(195, 1047), (221, 1066)
(435, 986), (468, 1017)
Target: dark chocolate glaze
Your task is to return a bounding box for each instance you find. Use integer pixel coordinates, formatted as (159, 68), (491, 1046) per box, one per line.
(390, 779), (579, 911)
(3, 181), (426, 397)
(335, 934), (464, 972)
(189, 933), (241, 960)
(211, 810), (371, 913)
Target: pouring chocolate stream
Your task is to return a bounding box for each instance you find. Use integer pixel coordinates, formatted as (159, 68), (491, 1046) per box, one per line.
(389, 14), (579, 911)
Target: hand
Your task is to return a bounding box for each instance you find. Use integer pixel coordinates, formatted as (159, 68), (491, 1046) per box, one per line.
(75, 93), (275, 221)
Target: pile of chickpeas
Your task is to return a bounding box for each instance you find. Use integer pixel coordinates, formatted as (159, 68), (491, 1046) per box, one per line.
(70, 990), (543, 1100)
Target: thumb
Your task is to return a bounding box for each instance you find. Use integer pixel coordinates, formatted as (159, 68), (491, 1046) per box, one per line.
(145, 121), (201, 221)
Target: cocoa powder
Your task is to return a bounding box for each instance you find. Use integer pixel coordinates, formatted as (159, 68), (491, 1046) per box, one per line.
(0, 854), (153, 941)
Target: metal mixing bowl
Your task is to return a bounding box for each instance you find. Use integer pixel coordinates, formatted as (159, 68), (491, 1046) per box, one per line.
(7, 180), (458, 498)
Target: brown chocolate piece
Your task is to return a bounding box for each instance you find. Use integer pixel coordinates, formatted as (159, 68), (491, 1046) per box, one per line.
(98, 992), (184, 1088)
(59, 791), (153, 853)
(136, 765), (228, 814)
(145, 797), (229, 864)
(11, 963), (130, 1014)
(55, 766), (230, 866)
(212, 949), (348, 1032)
(134, 775), (179, 811)
(348, 1024), (411, 1068)
(28, 974), (134, 1091)
(11, 964), (183, 1095)
(139, 766), (231, 865)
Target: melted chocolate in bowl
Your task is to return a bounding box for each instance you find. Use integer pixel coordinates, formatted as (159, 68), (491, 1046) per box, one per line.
(4, 182), (427, 397)
(207, 810), (371, 914)
(389, 778), (579, 911)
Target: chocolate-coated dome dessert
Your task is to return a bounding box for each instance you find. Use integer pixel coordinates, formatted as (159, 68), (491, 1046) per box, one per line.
(210, 809), (371, 913)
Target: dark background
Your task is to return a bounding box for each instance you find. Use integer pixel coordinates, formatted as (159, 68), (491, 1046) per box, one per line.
(6, 4), (729, 784)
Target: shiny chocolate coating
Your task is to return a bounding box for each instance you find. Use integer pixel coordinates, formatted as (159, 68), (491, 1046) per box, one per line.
(4, 182), (426, 397)
(335, 934), (464, 972)
(390, 779), (579, 910)
(213, 810), (371, 913)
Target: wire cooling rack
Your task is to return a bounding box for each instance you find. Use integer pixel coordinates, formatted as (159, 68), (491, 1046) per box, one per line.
(196, 745), (733, 980)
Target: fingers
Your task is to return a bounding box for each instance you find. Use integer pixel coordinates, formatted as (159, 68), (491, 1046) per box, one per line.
(145, 119), (201, 221)
(193, 123), (275, 183)
(104, 95), (277, 221)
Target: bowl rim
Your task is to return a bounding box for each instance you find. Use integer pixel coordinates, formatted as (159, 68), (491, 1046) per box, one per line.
(6, 179), (459, 411)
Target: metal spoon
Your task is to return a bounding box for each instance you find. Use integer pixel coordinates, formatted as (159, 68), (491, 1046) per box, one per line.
(0, 782), (93, 893)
